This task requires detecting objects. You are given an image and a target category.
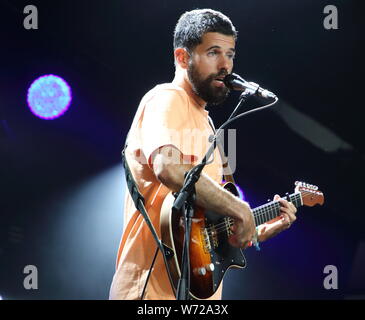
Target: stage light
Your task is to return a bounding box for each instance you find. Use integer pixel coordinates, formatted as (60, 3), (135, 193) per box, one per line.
(27, 74), (72, 120)
(38, 164), (125, 298)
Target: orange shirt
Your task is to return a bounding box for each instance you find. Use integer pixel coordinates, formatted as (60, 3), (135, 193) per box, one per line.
(109, 83), (223, 300)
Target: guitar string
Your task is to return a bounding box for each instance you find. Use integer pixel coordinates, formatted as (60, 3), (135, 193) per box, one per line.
(204, 192), (303, 233)
(203, 190), (316, 239)
(205, 203), (282, 237)
(207, 201), (283, 235)
(206, 203), (280, 234)
(209, 190), (309, 231)
(204, 203), (286, 240)
(202, 191), (314, 238)
(204, 192), (305, 236)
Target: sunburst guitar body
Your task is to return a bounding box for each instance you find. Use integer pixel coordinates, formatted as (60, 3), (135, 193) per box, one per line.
(160, 181), (324, 300)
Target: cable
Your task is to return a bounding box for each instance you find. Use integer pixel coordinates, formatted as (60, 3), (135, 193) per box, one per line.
(140, 246), (159, 300)
(182, 96), (279, 188)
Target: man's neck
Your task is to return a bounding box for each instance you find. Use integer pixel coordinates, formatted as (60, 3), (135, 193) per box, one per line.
(172, 73), (207, 109)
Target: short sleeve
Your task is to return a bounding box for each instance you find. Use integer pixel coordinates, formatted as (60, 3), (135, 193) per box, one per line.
(139, 88), (198, 167)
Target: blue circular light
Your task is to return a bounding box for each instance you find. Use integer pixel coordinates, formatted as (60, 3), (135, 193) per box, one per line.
(27, 74), (72, 120)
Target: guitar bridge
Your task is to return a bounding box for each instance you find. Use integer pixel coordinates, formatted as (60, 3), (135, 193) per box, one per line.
(201, 227), (212, 253)
(209, 225), (219, 249)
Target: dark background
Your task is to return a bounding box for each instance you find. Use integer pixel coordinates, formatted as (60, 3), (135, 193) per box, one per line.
(0, 0), (364, 300)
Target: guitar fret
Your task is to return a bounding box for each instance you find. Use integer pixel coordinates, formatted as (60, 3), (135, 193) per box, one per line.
(290, 193), (295, 206)
(261, 206), (267, 223)
(253, 192), (303, 226)
(294, 194), (299, 207)
(254, 209), (259, 226)
(258, 208), (263, 225)
(273, 202), (279, 219)
(263, 206), (268, 222)
(271, 202), (277, 220)
(266, 203), (271, 222)
(268, 204), (272, 220)
(265, 203), (272, 222)
(262, 205), (268, 224)
(272, 202), (279, 220)
(266, 204), (272, 221)
(290, 192), (300, 208)
(255, 208), (261, 226)
(253, 207), (260, 226)
(259, 207), (263, 225)
(297, 193), (301, 206)
(211, 192), (306, 242)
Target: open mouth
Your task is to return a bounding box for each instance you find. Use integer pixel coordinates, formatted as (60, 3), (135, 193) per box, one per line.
(213, 77), (226, 87)
(214, 77), (225, 82)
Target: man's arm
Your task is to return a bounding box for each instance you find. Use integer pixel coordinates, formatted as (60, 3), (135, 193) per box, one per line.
(152, 145), (256, 248)
(256, 195), (297, 242)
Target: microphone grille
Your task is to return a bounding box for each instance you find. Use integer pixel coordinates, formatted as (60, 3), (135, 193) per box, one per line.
(223, 73), (246, 90)
(223, 74), (237, 89)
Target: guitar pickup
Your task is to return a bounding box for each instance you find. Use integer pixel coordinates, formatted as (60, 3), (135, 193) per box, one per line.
(225, 218), (233, 237)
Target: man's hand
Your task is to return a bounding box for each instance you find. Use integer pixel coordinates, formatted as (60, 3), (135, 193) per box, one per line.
(153, 145), (257, 247)
(257, 194), (297, 242)
(228, 202), (256, 249)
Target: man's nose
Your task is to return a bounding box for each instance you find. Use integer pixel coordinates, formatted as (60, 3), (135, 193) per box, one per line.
(218, 55), (232, 72)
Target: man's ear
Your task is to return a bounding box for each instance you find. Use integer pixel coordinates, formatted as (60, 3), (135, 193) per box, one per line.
(174, 48), (190, 69)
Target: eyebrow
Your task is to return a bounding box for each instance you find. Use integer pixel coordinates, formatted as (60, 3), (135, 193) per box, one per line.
(206, 45), (236, 53)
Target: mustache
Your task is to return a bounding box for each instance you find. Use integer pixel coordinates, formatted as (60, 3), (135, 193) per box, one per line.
(209, 70), (229, 81)
(216, 70), (229, 78)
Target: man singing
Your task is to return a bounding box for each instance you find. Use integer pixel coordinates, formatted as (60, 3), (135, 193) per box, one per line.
(109, 8), (296, 300)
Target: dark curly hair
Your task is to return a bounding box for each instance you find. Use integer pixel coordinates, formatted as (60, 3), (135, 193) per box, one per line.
(173, 9), (238, 54)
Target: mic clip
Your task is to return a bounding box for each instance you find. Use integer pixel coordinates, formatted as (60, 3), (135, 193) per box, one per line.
(240, 81), (260, 99)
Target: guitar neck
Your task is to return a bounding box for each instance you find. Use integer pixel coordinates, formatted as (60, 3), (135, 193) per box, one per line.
(252, 192), (302, 226)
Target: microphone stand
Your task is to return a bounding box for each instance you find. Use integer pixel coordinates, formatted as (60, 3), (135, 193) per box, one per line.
(173, 90), (254, 300)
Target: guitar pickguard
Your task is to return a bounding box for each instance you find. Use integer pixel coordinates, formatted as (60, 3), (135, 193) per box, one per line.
(204, 210), (247, 292)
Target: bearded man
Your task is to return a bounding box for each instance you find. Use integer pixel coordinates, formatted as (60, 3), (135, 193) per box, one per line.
(109, 8), (296, 300)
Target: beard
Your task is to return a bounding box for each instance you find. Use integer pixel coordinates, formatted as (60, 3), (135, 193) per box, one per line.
(187, 60), (230, 106)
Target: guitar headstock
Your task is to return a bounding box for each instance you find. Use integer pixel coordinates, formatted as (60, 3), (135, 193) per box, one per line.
(295, 181), (324, 207)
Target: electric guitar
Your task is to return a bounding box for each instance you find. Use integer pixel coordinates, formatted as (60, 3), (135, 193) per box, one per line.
(160, 181), (324, 300)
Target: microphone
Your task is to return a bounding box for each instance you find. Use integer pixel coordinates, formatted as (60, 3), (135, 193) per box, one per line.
(223, 73), (277, 99)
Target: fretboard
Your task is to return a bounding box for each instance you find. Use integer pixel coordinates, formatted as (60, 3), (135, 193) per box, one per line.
(252, 192), (302, 226)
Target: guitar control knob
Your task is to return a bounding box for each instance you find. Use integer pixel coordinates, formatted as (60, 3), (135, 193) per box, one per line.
(194, 267), (206, 276)
(206, 263), (215, 272)
(198, 267), (206, 276)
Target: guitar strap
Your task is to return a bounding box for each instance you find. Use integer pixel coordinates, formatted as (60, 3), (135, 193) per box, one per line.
(121, 115), (235, 300)
(121, 134), (175, 300)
